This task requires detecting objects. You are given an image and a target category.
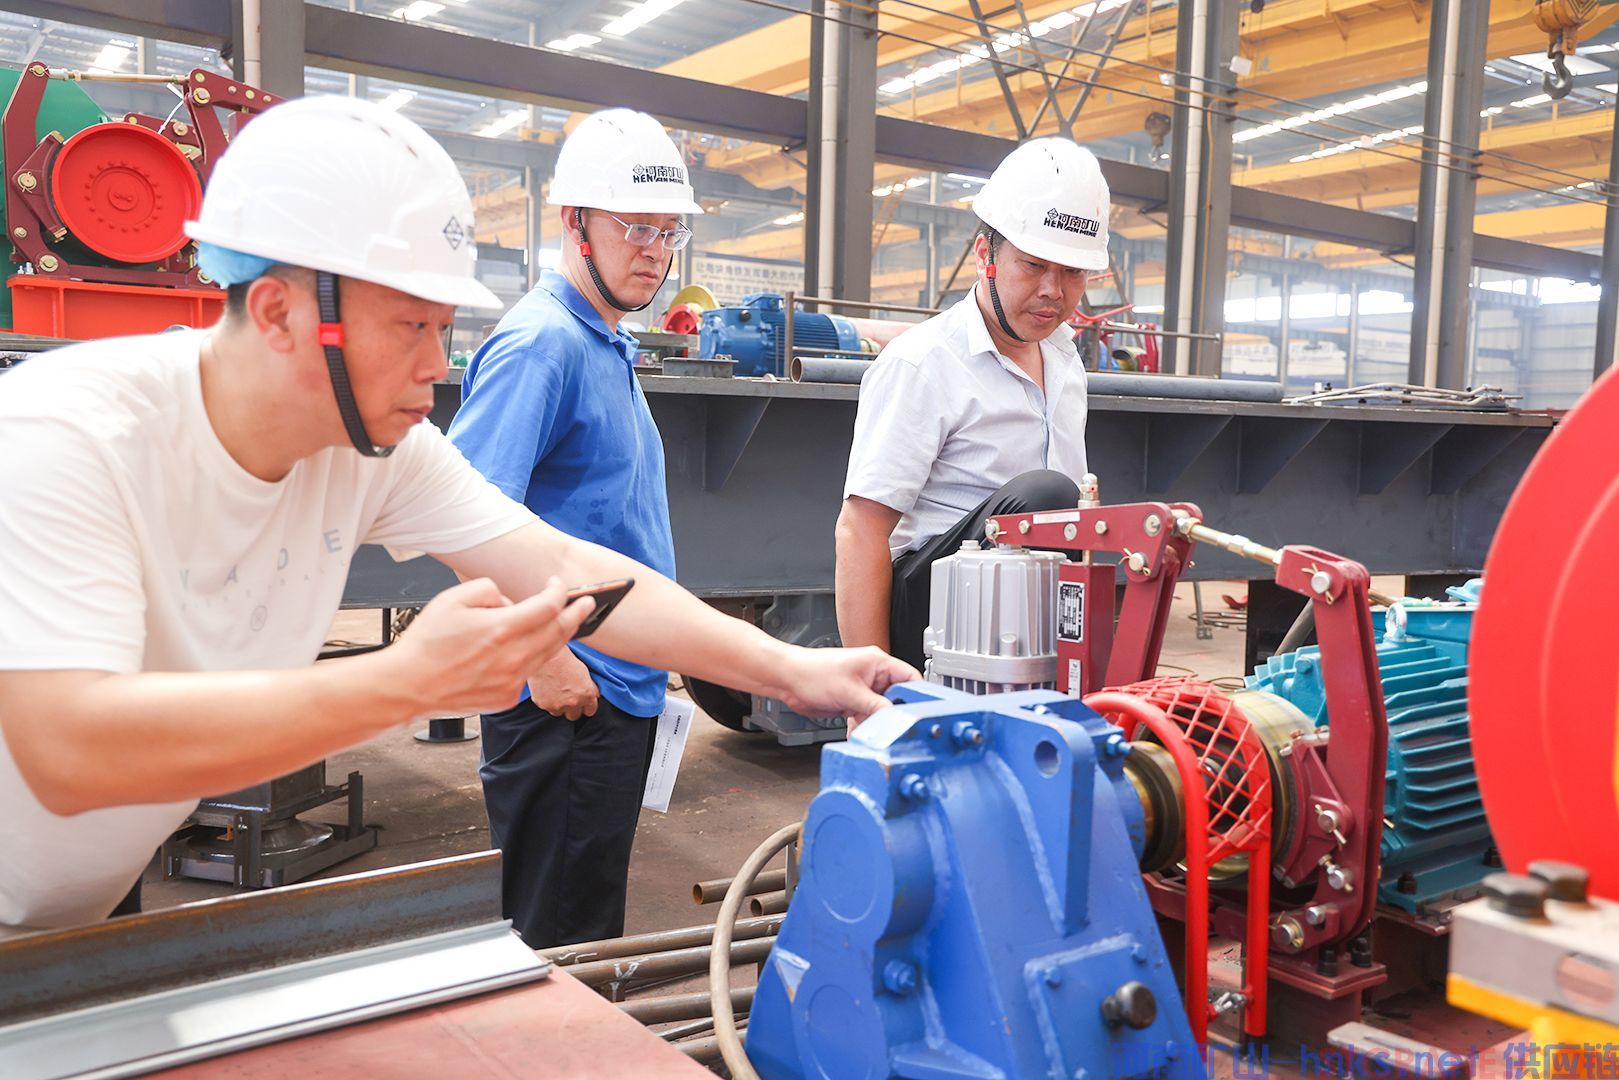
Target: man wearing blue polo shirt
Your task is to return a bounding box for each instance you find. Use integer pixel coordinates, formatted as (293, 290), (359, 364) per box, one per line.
(448, 109), (698, 947)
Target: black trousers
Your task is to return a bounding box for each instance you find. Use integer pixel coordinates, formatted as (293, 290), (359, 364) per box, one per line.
(888, 469), (1081, 672)
(479, 695), (658, 948)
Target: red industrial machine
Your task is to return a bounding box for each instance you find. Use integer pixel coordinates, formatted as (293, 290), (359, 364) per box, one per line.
(1, 61), (276, 338)
(985, 499), (1393, 1043)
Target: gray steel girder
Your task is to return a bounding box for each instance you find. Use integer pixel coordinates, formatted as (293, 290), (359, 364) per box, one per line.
(340, 376), (1552, 608)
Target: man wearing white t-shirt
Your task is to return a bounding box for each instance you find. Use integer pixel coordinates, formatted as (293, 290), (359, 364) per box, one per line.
(0, 97), (915, 938)
(836, 139), (1110, 671)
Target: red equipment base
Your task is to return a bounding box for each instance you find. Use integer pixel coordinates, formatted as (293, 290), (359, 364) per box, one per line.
(8, 275), (223, 339)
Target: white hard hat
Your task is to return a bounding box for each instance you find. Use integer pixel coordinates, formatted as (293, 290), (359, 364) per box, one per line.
(973, 137), (1110, 271)
(186, 95), (501, 310)
(548, 108), (704, 216)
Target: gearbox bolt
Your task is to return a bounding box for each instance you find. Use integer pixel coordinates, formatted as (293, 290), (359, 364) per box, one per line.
(899, 773), (930, 802)
(951, 721), (984, 748)
(882, 959), (918, 995)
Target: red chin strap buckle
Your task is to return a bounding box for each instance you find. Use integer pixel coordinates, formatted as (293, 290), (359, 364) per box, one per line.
(985, 262), (998, 280)
(578, 241), (592, 258)
(319, 322), (345, 348)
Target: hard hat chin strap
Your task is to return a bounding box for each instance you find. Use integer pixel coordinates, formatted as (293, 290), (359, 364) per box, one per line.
(574, 207), (671, 315)
(316, 271), (393, 458)
(982, 233), (1026, 344)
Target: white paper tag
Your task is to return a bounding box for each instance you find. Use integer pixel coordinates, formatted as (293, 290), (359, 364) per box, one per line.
(642, 696), (697, 813)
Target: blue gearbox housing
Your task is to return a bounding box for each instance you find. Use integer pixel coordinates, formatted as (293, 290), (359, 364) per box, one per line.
(746, 683), (1204, 1080)
(1245, 581), (1491, 914)
(699, 292), (863, 377)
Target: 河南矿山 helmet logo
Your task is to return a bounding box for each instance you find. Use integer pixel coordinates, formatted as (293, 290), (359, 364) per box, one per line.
(631, 164), (686, 185)
(1042, 208), (1101, 238)
(443, 216), (465, 250)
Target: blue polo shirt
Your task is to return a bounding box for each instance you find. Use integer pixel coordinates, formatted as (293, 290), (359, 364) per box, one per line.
(448, 270), (675, 719)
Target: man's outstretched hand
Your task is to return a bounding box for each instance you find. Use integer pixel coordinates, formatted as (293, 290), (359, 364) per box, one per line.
(774, 645), (919, 732)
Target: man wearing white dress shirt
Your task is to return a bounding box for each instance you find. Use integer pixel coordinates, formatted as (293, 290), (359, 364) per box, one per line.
(835, 138), (1110, 671)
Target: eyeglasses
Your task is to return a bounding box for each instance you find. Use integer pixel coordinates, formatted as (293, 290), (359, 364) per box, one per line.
(604, 211), (693, 252)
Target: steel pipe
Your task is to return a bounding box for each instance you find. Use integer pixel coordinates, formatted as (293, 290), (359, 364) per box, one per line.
(567, 935), (775, 990)
(1088, 372), (1283, 402)
(619, 986), (755, 1025)
(791, 358), (1285, 402)
(692, 868), (787, 906)
(676, 1029), (742, 1065)
(747, 890), (788, 917)
(790, 356), (872, 384)
(540, 913), (784, 965)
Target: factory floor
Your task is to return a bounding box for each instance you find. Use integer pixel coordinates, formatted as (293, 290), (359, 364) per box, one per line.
(141, 577), (1507, 1077)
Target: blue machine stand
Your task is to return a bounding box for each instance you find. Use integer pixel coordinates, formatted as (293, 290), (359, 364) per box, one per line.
(746, 683), (1205, 1080)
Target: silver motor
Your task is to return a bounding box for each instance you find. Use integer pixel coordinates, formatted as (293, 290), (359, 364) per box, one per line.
(922, 542), (1064, 695)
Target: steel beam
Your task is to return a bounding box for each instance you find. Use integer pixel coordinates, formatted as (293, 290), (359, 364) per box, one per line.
(13, 1), (1599, 290)
(1410, 0), (1488, 389)
(4, 0), (229, 47)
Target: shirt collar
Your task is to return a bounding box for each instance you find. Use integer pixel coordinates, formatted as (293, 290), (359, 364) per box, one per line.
(958, 282), (1080, 362)
(538, 269), (639, 356)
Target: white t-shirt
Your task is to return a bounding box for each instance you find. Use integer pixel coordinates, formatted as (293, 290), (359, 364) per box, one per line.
(845, 288), (1089, 558)
(0, 330), (533, 935)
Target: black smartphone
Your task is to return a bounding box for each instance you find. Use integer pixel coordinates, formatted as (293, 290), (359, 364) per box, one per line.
(566, 578), (635, 640)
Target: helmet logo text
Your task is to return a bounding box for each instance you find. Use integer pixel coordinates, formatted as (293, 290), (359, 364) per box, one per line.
(1042, 208), (1100, 237)
(631, 164), (686, 184)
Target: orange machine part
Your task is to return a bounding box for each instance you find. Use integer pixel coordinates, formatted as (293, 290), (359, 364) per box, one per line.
(1470, 365), (1619, 901)
(8, 275), (223, 339)
(49, 121), (203, 265)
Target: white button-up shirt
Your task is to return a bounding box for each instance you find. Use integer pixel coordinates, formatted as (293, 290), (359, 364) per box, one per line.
(845, 286), (1089, 559)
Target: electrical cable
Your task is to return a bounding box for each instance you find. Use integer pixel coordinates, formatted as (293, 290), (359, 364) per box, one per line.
(710, 821), (800, 1080)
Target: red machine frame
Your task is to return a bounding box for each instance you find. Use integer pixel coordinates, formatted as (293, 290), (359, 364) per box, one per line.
(3, 62), (277, 288)
(988, 502), (1392, 1026)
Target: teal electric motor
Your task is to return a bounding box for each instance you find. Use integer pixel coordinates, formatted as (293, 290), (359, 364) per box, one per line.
(1246, 581), (1492, 916)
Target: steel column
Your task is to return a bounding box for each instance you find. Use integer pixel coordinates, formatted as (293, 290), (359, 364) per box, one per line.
(1595, 98), (1619, 378)
(231, 0), (305, 100)
(1410, 0), (1487, 389)
(805, 0), (877, 305)
(1164, 0), (1236, 376)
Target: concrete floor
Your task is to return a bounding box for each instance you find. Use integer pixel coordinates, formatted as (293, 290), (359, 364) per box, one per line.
(143, 580), (1261, 924)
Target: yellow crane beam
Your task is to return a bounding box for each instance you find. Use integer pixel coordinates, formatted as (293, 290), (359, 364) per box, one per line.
(699, 1), (1614, 195)
(1233, 108), (1612, 209)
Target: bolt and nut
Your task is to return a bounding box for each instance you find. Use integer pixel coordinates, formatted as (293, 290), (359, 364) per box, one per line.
(899, 773), (930, 802)
(882, 959), (919, 995)
(1272, 916), (1306, 951)
(1144, 513), (1162, 536)
(951, 721), (984, 748)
